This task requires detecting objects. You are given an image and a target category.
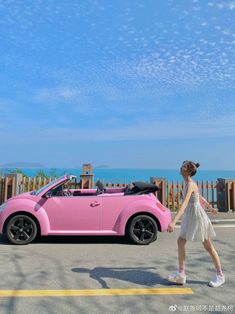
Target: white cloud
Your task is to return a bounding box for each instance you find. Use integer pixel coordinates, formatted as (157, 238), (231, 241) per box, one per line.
(1, 114), (235, 144)
(216, 1), (235, 10)
(229, 2), (235, 10)
(34, 87), (81, 103)
(111, 47), (235, 92)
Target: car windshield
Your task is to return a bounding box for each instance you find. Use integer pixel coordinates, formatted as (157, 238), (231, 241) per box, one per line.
(32, 176), (67, 196)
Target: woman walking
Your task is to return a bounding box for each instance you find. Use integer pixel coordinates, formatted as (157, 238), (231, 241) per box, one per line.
(167, 160), (225, 288)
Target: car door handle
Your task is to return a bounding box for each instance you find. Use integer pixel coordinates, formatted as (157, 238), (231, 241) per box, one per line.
(90, 201), (101, 207)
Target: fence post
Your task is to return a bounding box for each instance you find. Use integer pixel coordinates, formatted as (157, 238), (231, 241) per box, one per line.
(0, 177), (4, 205)
(4, 173), (23, 201)
(232, 181), (235, 212)
(4, 176), (9, 202)
(171, 181), (175, 211)
(228, 180), (235, 212)
(150, 177), (166, 206)
(216, 178), (235, 212)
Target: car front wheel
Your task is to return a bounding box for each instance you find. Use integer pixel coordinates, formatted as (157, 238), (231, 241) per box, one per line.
(6, 215), (38, 245)
(127, 215), (158, 245)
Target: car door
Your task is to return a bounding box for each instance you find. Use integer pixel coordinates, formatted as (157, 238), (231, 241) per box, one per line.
(101, 194), (131, 231)
(43, 195), (102, 232)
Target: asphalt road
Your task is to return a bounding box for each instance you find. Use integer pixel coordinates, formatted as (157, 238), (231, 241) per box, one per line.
(0, 226), (234, 314)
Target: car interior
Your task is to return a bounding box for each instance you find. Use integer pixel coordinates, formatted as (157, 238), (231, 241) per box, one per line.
(47, 180), (158, 197)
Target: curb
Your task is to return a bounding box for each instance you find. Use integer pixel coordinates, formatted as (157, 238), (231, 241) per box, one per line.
(175, 219), (235, 225)
(172, 210), (235, 225)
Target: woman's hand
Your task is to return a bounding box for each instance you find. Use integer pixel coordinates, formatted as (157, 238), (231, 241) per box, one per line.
(210, 207), (218, 215)
(167, 222), (176, 233)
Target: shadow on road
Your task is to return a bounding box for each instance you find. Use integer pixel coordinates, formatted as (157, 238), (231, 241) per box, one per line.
(37, 235), (132, 245)
(0, 234), (138, 245)
(72, 266), (171, 288)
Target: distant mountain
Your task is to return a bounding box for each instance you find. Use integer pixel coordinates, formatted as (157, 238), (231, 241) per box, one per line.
(94, 165), (110, 169)
(0, 162), (44, 168)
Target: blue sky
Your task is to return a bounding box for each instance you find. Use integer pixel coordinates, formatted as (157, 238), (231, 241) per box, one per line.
(0, 0), (235, 169)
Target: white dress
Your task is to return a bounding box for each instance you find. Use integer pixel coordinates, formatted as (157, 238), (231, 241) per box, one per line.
(179, 183), (216, 242)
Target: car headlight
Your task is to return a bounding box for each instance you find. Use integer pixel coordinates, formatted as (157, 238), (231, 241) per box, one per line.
(0, 202), (7, 213)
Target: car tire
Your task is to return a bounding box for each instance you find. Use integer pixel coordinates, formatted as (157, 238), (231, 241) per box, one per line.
(6, 214), (38, 245)
(127, 214), (158, 245)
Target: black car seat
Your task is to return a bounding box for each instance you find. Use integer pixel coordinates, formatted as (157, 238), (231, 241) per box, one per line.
(96, 180), (105, 194)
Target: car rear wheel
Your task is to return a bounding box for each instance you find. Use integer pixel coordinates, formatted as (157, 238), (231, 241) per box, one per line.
(6, 215), (38, 245)
(127, 215), (158, 245)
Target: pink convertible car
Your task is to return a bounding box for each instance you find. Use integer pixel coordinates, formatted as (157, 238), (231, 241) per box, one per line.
(0, 175), (172, 245)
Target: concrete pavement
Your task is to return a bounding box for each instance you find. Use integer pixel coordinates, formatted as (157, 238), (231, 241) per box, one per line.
(0, 226), (234, 314)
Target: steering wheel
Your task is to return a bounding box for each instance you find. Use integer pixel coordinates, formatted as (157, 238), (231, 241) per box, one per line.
(62, 190), (72, 196)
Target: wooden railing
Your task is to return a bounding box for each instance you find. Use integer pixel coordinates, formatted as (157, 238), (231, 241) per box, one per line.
(0, 175), (234, 212)
(165, 180), (217, 210)
(0, 177), (5, 204)
(21, 176), (53, 193)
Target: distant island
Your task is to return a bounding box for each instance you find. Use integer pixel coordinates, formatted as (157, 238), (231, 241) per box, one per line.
(0, 162), (44, 168)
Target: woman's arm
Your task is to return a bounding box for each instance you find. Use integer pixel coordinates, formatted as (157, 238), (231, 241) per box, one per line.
(172, 184), (195, 225)
(199, 194), (213, 209)
(199, 194), (217, 214)
(167, 184), (194, 232)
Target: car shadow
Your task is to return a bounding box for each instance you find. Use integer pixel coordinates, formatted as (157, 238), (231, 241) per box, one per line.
(0, 234), (136, 245)
(37, 235), (133, 245)
(71, 266), (171, 288)
(0, 235), (9, 245)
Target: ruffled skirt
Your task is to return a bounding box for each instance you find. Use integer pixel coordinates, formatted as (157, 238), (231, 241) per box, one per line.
(179, 203), (216, 242)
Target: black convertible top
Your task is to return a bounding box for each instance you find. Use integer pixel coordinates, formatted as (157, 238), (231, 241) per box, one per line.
(124, 181), (158, 195)
(95, 180), (158, 195)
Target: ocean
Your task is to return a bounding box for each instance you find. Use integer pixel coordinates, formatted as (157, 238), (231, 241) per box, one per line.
(1, 168), (235, 183)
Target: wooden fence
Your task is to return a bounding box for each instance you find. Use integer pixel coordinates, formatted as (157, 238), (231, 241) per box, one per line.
(0, 175), (231, 212)
(166, 180), (217, 210)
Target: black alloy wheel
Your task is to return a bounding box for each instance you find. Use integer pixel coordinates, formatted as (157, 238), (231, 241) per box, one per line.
(128, 215), (158, 245)
(6, 215), (38, 245)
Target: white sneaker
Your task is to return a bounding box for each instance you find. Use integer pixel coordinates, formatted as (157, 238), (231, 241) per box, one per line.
(208, 274), (225, 288)
(167, 271), (186, 285)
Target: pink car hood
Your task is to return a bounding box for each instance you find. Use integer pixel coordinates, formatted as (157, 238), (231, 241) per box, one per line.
(8, 192), (33, 201)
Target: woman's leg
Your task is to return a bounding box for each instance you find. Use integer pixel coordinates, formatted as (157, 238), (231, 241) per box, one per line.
(178, 237), (187, 275)
(167, 236), (187, 284)
(202, 238), (223, 275)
